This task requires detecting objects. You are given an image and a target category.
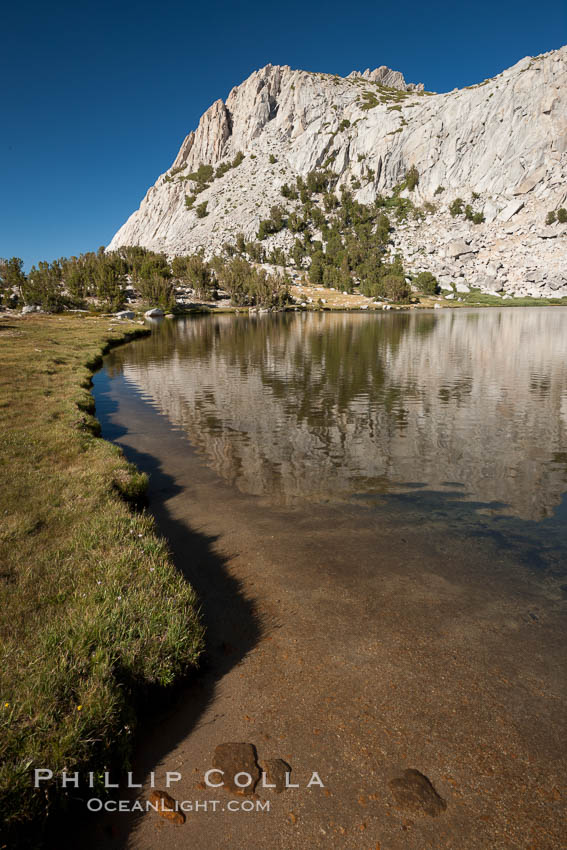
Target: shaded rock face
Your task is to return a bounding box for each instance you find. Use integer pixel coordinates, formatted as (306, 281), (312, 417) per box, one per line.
(108, 48), (567, 297)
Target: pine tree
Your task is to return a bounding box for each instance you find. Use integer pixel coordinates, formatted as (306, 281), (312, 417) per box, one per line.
(0, 257), (26, 305)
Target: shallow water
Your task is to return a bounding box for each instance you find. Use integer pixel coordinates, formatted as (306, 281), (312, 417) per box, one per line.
(99, 309), (567, 572)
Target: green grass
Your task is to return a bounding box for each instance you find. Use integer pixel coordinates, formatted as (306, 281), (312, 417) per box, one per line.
(461, 289), (567, 307)
(0, 315), (203, 844)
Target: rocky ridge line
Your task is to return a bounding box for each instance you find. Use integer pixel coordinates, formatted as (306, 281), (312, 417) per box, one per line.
(108, 48), (567, 297)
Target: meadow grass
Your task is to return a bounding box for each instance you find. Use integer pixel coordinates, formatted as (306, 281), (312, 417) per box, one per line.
(460, 289), (567, 307)
(0, 314), (203, 843)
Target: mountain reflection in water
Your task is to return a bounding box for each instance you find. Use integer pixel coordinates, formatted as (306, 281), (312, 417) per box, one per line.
(104, 309), (567, 521)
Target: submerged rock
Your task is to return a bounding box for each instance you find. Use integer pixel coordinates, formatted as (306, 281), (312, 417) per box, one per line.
(389, 768), (447, 817)
(261, 758), (292, 793)
(212, 742), (260, 794)
(148, 789), (186, 824)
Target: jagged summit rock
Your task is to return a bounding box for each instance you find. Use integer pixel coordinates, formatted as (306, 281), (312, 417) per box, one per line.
(108, 48), (567, 297)
(347, 66), (423, 91)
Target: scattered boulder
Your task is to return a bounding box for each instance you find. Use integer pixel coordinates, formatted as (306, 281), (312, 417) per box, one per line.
(525, 270), (544, 283)
(513, 166), (546, 196)
(444, 240), (478, 259)
(480, 276), (503, 293)
(482, 199), (499, 222)
(389, 769), (447, 817)
(498, 199), (524, 222)
(145, 308), (165, 318)
(115, 310), (135, 319)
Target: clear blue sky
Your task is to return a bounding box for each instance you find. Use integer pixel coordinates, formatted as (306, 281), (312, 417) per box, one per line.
(1, 0), (565, 269)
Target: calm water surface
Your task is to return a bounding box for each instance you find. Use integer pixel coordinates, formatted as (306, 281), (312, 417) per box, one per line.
(98, 309), (567, 573)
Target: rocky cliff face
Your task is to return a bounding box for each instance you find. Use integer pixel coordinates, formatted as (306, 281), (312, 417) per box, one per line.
(108, 48), (567, 297)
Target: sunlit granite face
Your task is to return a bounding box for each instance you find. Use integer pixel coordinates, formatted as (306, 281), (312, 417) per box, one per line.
(109, 310), (567, 519)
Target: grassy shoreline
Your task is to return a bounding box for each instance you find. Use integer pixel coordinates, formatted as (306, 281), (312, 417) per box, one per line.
(171, 294), (567, 313)
(0, 315), (203, 845)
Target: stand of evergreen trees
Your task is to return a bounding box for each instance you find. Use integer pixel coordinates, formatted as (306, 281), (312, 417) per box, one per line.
(232, 168), (434, 302)
(0, 247), (291, 311)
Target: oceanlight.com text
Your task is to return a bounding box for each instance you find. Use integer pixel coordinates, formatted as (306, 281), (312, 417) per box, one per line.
(86, 798), (271, 813)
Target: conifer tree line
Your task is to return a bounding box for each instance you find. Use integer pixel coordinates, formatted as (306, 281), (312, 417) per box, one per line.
(0, 248), (292, 311)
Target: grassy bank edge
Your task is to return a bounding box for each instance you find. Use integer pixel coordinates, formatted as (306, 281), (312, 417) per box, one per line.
(0, 316), (204, 846)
